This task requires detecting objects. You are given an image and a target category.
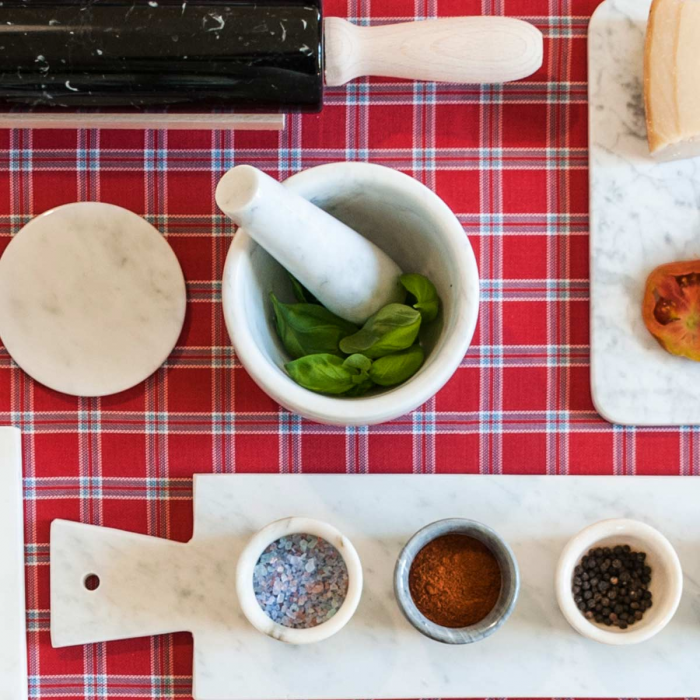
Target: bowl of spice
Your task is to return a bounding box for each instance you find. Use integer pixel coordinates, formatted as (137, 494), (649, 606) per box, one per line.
(236, 517), (363, 644)
(556, 518), (682, 645)
(394, 518), (520, 644)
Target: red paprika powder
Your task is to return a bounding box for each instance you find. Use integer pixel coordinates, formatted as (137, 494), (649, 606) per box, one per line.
(408, 534), (502, 628)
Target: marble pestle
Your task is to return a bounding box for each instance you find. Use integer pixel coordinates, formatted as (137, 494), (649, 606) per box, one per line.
(215, 165), (403, 324)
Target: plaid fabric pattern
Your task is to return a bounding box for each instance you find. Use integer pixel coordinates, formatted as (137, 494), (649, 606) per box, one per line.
(0, 0), (688, 697)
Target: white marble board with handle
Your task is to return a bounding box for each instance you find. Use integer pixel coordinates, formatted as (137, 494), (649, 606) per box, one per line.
(51, 474), (700, 699)
(589, 0), (700, 424)
(0, 427), (27, 700)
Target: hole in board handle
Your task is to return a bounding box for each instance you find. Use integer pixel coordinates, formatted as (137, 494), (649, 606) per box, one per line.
(84, 574), (100, 591)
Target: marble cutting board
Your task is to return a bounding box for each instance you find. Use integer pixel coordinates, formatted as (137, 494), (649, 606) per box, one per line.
(589, 0), (700, 424)
(51, 474), (700, 699)
(0, 427), (27, 700)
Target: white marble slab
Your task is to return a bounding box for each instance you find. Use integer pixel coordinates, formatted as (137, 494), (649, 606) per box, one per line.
(0, 428), (27, 700)
(52, 474), (700, 699)
(590, 0), (700, 424)
(0, 202), (186, 397)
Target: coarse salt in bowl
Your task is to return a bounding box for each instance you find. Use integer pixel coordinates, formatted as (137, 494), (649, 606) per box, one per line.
(236, 517), (363, 644)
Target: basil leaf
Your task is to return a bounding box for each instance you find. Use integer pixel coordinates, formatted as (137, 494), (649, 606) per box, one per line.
(343, 354), (372, 385)
(339, 303), (421, 359)
(400, 273), (440, 323)
(288, 273), (320, 305)
(344, 377), (375, 397)
(369, 345), (425, 386)
(270, 293), (357, 360)
(285, 354), (356, 395)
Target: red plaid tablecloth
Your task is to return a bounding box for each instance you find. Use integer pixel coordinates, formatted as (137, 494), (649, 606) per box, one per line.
(3, 0), (687, 697)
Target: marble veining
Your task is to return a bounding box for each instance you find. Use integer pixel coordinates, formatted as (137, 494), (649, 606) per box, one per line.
(0, 202), (186, 397)
(51, 474), (700, 699)
(0, 1), (322, 112)
(590, 0), (700, 424)
(0, 428), (26, 700)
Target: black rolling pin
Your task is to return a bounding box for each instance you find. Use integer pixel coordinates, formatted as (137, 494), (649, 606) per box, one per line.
(0, 1), (543, 112)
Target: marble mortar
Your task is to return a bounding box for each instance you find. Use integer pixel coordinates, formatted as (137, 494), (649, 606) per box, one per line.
(221, 162), (480, 426)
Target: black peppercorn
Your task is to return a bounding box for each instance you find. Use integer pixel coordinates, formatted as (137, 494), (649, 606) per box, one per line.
(571, 544), (652, 630)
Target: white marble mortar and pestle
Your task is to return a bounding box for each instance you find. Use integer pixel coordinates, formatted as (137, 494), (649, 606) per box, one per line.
(217, 162), (479, 426)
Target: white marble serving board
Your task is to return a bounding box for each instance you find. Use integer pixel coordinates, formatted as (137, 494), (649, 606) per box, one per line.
(0, 428), (27, 700)
(589, 0), (700, 424)
(52, 474), (700, 699)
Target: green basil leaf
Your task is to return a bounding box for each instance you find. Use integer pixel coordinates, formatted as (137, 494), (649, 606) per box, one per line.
(343, 354), (372, 385)
(339, 303), (421, 359)
(288, 273), (320, 305)
(400, 273), (440, 323)
(285, 354), (356, 395)
(337, 328), (379, 354)
(369, 345), (425, 386)
(344, 377), (375, 397)
(271, 293), (357, 360)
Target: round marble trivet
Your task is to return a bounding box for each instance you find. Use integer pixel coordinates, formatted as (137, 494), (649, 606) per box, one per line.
(0, 202), (186, 397)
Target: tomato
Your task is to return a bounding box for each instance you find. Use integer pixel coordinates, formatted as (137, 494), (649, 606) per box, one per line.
(642, 260), (700, 361)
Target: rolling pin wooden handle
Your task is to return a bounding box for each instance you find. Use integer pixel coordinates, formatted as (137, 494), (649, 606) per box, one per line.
(324, 16), (543, 86)
(50, 520), (191, 648)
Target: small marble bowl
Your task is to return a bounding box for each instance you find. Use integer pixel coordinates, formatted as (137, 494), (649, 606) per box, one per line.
(235, 516), (363, 645)
(222, 162), (479, 426)
(555, 518), (683, 645)
(394, 518), (520, 644)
